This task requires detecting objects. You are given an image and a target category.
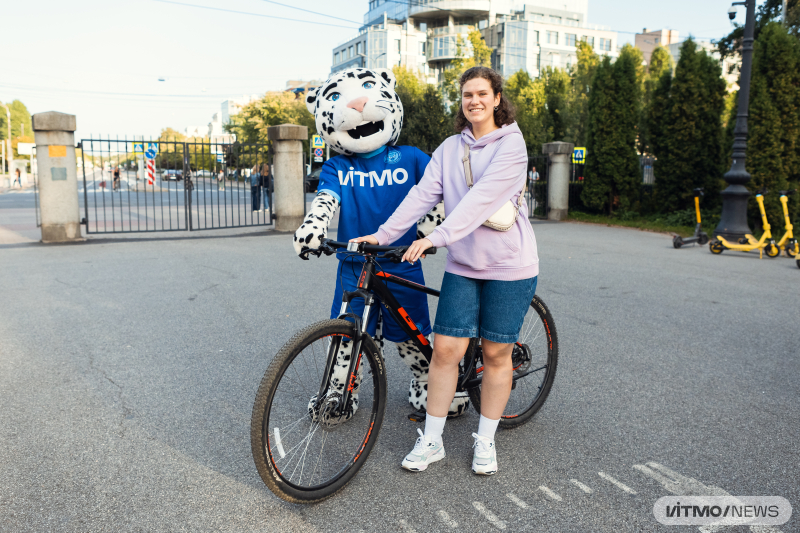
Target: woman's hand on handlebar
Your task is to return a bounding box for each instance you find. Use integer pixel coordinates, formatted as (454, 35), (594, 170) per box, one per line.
(349, 235), (379, 245)
(402, 238), (433, 265)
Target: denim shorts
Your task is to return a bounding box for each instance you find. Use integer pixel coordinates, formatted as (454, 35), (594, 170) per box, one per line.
(432, 272), (538, 344)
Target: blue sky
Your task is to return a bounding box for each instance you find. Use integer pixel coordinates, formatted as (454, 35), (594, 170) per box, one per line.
(2, 1), (761, 140)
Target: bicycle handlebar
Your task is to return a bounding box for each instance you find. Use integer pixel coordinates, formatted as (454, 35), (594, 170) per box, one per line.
(306, 238), (437, 261)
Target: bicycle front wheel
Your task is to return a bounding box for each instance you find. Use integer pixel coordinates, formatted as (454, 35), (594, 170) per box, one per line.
(251, 319), (387, 503)
(468, 295), (558, 428)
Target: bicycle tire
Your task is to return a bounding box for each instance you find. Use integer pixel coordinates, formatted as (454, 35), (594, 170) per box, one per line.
(467, 295), (558, 429)
(251, 319), (387, 503)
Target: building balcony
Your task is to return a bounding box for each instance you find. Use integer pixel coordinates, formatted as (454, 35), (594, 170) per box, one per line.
(409, 0), (491, 19)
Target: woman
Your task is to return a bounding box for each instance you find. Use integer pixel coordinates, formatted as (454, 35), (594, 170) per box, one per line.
(250, 163), (261, 212)
(351, 66), (538, 476)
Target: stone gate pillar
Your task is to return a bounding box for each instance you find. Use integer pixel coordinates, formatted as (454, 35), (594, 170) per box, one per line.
(543, 141), (574, 221)
(33, 112), (83, 242)
(267, 124), (308, 232)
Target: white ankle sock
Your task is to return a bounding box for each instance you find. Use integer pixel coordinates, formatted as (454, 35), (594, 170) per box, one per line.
(424, 413), (446, 442)
(477, 415), (500, 441)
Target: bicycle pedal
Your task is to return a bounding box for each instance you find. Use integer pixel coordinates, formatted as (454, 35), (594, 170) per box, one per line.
(407, 408), (426, 422)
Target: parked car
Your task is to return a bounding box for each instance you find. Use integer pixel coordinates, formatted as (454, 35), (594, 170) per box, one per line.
(305, 167), (321, 193)
(162, 169), (183, 181)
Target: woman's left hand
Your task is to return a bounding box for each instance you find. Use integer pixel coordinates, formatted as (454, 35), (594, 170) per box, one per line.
(402, 238), (433, 264)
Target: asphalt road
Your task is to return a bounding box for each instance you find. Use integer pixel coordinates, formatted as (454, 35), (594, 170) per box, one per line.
(0, 220), (798, 532)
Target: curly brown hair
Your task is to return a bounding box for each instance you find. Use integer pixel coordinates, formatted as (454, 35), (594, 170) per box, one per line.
(454, 66), (516, 133)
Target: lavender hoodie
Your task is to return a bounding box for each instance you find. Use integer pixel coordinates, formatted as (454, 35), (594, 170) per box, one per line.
(374, 122), (539, 281)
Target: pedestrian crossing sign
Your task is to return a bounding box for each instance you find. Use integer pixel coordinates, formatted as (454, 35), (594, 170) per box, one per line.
(312, 135), (325, 148)
(133, 143), (145, 154)
(572, 147), (586, 164)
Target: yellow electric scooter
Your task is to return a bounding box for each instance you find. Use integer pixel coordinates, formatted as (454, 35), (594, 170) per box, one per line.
(709, 189), (780, 258)
(673, 188), (709, 248)
(774, 190), (798, 258)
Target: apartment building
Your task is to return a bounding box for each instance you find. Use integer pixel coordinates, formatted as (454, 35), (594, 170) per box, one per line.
(635, 28), (681, 65)
(330, 1), (618, 82)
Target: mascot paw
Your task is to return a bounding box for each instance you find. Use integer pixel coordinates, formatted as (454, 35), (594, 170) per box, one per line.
(416, 202), (446, 239)
(293, 192), (338, 257)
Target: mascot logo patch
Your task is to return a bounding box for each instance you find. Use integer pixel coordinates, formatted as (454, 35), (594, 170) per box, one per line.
(385, 149), (401, 164)
(305, 68), (403, 157)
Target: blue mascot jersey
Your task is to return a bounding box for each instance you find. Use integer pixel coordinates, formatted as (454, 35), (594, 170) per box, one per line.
(318, 145), (433, 343)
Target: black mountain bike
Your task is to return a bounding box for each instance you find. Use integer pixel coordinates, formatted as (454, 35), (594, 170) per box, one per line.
(251, 239), (558, 503)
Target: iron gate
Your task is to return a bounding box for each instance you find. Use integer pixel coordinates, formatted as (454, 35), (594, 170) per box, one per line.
(526, 155), (549, 219)
(79, 138), (273, 234)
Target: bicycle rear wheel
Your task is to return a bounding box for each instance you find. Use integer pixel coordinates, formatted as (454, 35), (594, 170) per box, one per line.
(251, 319), (387, 503)
(467, 295), (558, 428)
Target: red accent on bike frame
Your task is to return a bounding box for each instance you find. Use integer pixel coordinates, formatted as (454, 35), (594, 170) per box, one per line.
(348, 352), (363, 392)
(354, 421), (375, 462)
(398, 307), (429, 346)
(416, 333), (430, 346)
(357, 270), (367, 288)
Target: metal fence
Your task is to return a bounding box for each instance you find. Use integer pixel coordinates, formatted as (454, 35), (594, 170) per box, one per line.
(79, 138), (273, 234)
(526, 155), (549, 219)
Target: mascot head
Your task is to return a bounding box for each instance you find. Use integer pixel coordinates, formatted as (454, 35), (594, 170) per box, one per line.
(306, 68), (403, 156)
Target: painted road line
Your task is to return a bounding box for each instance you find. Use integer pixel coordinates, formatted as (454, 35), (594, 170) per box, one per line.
(598, 472), (637, 494)
(538, 486), (563, 502)
(398, 519), (417, 533)
(436, 510), (458, 528)
(472, 502), (507, 530)
(506, 493), (529, 509)
(570, 479), (594, 493)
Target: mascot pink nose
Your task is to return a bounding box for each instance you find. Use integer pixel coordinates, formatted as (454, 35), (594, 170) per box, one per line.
(347, 96), (369, 113)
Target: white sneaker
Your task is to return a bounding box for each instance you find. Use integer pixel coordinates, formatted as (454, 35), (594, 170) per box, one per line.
(472, 433), (497, 475)
(401, 428), (445, 472)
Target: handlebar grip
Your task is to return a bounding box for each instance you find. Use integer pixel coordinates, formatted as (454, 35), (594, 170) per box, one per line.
(423, 247), (437, 255)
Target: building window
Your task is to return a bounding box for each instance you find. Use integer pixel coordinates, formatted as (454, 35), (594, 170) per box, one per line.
(334, 52), (340, 64)
(565, 33), (577, 47)
(396, 39), (401, 53)
(551, 53), (560, 68)
(357, 42), (363, 55)
(599, 38), (611, 52)
(565, 18), (579, 27)
(582, 36), (595, 47)
(549, 16), (561, 25)
(433, 36), (454, 58)
(349, 46), (354, 58)
(547, 31), (558, 45)
(420, 42), (426, 55)
(533, 30), (539, 44)
(531, 13), (544, 22)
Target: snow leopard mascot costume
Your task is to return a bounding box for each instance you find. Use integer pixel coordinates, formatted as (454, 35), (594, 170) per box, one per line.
(293, 67), (468, 421)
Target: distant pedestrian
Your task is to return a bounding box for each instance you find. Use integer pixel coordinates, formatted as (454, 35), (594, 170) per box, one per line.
(260, 163), (271, 212)
(113, 166), (120, 191)
(250, 164), (261, 212)
(528, 165), (539, 184)
(13, 168), (22, 188)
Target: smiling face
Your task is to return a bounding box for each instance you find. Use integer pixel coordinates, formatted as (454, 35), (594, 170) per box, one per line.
(305, 68), (403, 156)
(461, 77), (501, 130)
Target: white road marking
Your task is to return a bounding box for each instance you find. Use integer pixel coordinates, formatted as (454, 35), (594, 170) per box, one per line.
(598, 472), (637, 494)
(273, 428), (286, 458)
(506, 493), (529, 509)
(472, 501), (507, 530)
(633, 462), (784, 533)
(570, 479), (594, 493)
(436, 510), (458, 528)
(538, 486), (563, 501)
(398, 519), (417, 532)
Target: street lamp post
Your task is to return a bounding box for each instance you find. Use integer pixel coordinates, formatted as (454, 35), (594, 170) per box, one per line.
(0, 101), (10, 177)
(715, 0), (756, 239)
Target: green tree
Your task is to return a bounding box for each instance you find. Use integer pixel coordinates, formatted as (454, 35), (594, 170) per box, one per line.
(442, 29), (493, 107)
(565, 41), (599, 147)
(639, 46), (674, 154)
(718, 0), (800, 59)
(744, 22), (800, 227)
(505, 70), (547, 153)
(226, 91), (315, 151)
(582, 47), (642, 214)
(402, 85), (452, 153)
(542, 67), (571, 142)
(654, 39), (726, 212)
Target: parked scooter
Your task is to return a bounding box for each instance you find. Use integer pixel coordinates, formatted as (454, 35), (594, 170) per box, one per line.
(673, 188), (709, 248)
(709, 189), (780, 258)
(774, 190), (797, 258)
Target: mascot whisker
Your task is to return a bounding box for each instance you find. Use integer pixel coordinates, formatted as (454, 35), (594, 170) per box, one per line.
(294, 67), (468, 421)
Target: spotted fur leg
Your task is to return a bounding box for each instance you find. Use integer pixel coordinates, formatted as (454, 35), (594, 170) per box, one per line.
(396, 338), (469, 418)
(416, 202), (445, 239)
(307, 337), (363, 423)
(293, 191), (339, 258)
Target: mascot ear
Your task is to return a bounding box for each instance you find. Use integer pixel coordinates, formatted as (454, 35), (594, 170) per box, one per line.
(305, 87), (320, 114)
(375, 68), (397, 90)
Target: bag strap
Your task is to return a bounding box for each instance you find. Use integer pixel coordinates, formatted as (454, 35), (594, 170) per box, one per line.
(463, 140), (525, 207)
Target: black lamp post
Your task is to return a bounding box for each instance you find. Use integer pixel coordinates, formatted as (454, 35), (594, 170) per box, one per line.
(715, 0), (756, 239)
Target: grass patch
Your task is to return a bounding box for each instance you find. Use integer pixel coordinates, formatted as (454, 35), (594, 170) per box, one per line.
(565, 211), (700, 237)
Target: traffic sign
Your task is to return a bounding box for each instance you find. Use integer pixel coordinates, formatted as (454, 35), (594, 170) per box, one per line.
(217, 154), (224, 163)
(133, 143), (145, 154)
(145, 148), (157, 159)
(147, 142), (159, 154)
(312, 135), (325, 148)
(572, 147), (586, 164)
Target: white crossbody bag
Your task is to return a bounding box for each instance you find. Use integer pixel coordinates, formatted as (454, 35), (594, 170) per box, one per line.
(462, 142), (524, 232)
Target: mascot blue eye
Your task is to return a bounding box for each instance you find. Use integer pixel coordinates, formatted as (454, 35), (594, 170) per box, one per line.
(362, 81), (375, 89)
(328, 92), (340, 101)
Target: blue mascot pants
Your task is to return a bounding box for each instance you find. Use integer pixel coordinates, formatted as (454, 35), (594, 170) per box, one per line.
(330, 259), (432, 343)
